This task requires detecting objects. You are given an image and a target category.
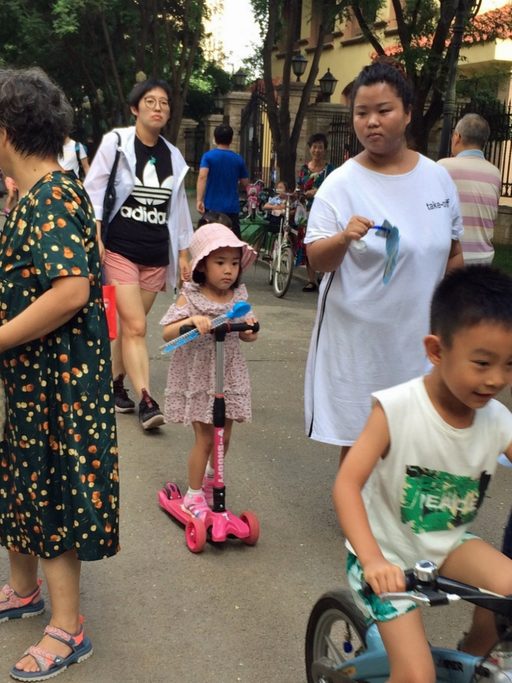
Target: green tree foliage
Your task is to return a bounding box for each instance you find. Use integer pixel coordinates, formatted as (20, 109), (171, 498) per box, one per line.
(342, 0), (512, 152)
(0, 0), (230, 148)
(346, 0), (462, 152)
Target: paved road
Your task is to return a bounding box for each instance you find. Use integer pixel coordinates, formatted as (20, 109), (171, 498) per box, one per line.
(0, 213), (511, 682)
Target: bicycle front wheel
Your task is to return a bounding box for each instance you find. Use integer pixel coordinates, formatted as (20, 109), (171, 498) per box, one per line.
(272, 243), (294, 298)
(305, 589), (369, 683)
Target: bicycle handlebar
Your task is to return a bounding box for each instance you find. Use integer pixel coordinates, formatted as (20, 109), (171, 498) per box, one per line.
(361, 560), (512, 616)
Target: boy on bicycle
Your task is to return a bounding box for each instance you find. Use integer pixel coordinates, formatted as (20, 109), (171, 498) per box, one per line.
(334, 265), (512, 683)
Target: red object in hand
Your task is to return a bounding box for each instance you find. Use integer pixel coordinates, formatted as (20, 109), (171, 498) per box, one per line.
(102, 285), (117, 341)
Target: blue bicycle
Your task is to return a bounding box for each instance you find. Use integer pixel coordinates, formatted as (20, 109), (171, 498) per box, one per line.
(305, 559), (512, 683)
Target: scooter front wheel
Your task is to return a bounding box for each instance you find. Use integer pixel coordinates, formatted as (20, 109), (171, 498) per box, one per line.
(305, 589), (368, 683)
(185, 517), (207, 553)
(240, 511), (259, 545)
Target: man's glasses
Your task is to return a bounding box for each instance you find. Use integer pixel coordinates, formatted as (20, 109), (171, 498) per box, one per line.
(143, 97), (170, 110)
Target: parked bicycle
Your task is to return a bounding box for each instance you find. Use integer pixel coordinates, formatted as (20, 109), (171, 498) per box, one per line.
(265, 190), (297, 298)
(239, 180), (272, 221)
(305, 558), (512, 683)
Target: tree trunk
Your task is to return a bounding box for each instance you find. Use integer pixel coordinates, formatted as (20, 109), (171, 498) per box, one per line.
(159, 0), (205, 144)
(262, 0), (334, 187)
(99, 9), (130, 124)
(276, 140), (298, 189)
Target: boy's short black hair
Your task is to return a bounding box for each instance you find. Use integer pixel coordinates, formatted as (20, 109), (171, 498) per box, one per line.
(128, 78), (172, 109)
(214, 125), (234, 145)
(431, 265), (512, 346)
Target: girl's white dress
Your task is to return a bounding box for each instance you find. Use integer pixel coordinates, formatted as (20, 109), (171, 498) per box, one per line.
(160, 282), (252, 425)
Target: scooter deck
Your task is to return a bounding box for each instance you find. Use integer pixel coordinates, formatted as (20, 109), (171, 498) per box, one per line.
(158, 487), (254, 543)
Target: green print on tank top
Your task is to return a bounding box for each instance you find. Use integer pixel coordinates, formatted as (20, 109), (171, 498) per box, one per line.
(401, 466), (491, 533)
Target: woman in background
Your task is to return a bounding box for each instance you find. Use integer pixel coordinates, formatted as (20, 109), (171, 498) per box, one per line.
(297, 133), (335, 291)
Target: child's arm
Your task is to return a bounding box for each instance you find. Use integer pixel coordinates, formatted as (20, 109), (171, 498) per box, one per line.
(161, 294), (212, 342)
(263, 200), (286, 212)
(239, 317), (258, 343)
(334, 403), (406, 595)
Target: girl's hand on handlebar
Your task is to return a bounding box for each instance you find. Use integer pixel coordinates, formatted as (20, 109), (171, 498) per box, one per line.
(189, 315), (211, 334)
(239, 317), (259, 342)
(343, 216), (375, 245)
(363, 557), (405, 595)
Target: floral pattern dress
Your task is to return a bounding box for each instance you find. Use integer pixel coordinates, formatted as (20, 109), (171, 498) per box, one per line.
(296, 162), (335, 266)
(0, 171), (120, 561)
(161, 282), (252, 426)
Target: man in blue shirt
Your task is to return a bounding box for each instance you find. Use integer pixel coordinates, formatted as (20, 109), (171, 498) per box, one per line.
(196, 125), (249, 237)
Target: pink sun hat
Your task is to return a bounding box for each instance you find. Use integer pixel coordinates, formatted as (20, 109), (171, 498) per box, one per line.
(189, 223), (257, 276)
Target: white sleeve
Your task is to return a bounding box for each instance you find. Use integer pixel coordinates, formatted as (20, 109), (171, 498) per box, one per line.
(177, 184), (194, 251)
(304, 194), (344, 244)
(171, 149), (194, 250)
(83, 132), (119, 221)
(436, 164), (464, 241)
(78, 143), (88, 160)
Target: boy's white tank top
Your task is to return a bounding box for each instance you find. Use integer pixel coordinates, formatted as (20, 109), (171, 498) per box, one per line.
(346, 376), (512, 569)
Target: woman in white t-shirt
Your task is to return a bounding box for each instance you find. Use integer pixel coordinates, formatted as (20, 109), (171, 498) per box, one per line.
(58, 137), (90, 178)
(304, 57), (464, 465)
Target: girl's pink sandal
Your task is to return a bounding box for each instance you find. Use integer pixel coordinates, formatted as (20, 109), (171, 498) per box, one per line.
(10, 615), (93, 681)
(0, 578), (45, 623)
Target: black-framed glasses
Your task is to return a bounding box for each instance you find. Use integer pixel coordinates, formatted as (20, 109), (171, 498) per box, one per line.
(143, 97), (170, 110)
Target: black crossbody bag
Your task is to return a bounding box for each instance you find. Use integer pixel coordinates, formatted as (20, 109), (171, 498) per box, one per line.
(101, 131), (121, 243)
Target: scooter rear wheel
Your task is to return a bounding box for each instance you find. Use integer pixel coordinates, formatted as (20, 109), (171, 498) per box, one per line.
(305, 589), (368, 683)
(240, 511), (259, 545)
(185, 517), (207, 553)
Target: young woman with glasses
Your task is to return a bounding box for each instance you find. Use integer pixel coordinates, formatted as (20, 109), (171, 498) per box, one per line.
(85, 79), (194, 431)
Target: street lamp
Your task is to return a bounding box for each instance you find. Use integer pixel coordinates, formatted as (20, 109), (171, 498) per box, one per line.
(319, 68), (338, 103)
(291, 52), (308, 82)
(233, 68), (247, 92)
(438, 0), (483, 158)
(213, 90), (224, 114)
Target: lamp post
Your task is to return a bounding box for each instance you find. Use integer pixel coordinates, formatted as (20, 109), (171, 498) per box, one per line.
(213, 90), (224, 114)
(291, 51), (308, 82)
(233, 68), (247, 92)
(438, 0), (483, 158)
(319, 68), (338, 103)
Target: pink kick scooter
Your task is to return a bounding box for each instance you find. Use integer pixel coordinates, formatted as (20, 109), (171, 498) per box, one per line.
(158, 303), (260, 553)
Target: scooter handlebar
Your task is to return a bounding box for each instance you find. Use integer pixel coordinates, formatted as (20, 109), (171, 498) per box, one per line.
(179, 321), (260, 336)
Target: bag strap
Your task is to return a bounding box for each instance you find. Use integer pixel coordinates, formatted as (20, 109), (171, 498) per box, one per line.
(74, 142), (83, 179)
(106, 132), (122, 199)
(102, 131), (122, 240)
